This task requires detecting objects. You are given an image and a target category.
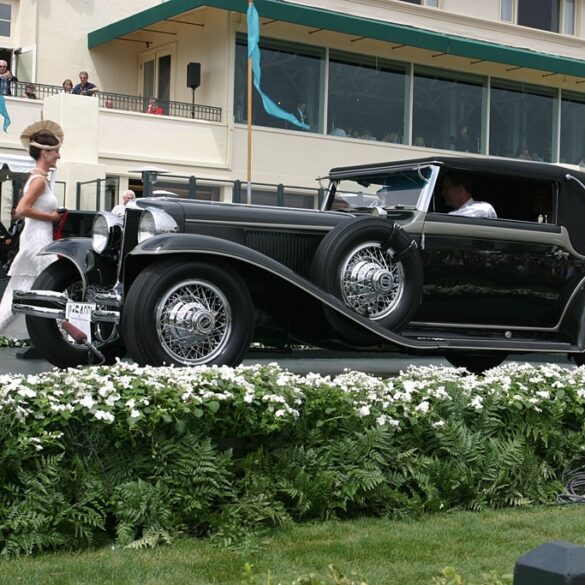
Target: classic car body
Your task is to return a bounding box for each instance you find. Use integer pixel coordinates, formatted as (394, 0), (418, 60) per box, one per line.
(12, 156), (585, 372)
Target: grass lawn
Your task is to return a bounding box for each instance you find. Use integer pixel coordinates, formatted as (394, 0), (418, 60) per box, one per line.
(2, 505), (585, 584)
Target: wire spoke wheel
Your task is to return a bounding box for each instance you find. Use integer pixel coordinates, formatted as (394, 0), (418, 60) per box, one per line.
(123, 260), (253, 367)
(156, 279), (232, 364)
(340, 241), (404, 320)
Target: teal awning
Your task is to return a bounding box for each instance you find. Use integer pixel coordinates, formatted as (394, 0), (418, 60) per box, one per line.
(88, 0), (585, 78)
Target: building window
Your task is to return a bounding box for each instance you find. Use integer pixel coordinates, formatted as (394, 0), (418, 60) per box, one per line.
(489, 80), (555, 162)
(501, 0), (574, 34)
(327, 51), (407, 143)
(560, 91), (585, 166)
(0, 3), (11, 37)
(413, 67), (485, 153)
(234, 35), (324, 132)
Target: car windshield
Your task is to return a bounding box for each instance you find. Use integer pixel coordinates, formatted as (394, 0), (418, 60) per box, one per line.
(329, 167), (433, 211)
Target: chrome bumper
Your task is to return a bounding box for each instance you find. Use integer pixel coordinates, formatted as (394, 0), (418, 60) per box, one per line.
(12, 289), (121, 325)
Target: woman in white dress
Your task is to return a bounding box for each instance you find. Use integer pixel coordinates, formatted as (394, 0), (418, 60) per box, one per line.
(0, 120), (64, 338)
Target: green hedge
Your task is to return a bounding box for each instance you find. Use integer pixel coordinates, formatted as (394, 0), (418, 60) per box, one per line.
(0, 361), (583, 556)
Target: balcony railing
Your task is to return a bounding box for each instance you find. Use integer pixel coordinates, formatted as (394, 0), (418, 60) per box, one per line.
(5, 81), (222, 122)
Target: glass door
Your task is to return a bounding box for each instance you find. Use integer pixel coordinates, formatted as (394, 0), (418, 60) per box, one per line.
(140, 46), (174, 114)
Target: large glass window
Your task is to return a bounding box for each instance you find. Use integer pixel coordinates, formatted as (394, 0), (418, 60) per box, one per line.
(413, 67), (485, 153)
(560, 91), (585, 166)
(490, 80), (555, 162)
(234, 35), (324, 132)
(327, 51), (408, 143)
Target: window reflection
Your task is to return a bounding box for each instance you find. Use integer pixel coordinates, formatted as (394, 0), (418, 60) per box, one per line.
(413, 67), (484, 153)
(327, 52), (407, 144)
(561, 91), (585, 166)
(234, 35), (323, 132)
(489, 81), (554, 162)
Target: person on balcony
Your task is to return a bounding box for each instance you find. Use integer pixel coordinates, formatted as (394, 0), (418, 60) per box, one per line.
(24, 84), (37, 99)
(62, 79), (73, 93)
(72, 71), (98, 96)
(0, 60), (16, 96)
(146, 97), (163, 115)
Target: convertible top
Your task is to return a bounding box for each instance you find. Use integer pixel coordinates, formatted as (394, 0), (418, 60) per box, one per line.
(328, 156), (585, 184)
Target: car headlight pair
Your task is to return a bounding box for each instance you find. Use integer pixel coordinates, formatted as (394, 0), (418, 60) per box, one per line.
(92, 208), (179, 255)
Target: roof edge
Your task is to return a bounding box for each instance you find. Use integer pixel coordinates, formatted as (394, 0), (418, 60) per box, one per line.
(88, 0), (585, 77)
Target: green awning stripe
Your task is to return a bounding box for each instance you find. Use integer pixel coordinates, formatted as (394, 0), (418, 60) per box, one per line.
(88, 0), (585, 77)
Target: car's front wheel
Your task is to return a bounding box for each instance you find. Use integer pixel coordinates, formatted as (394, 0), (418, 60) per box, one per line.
(122, 259), (254, 367)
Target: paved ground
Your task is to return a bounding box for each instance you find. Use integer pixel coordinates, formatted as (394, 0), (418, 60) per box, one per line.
(0, 346), (574, 377)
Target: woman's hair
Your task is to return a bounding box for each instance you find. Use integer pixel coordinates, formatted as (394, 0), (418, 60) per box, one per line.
(29, 130), (60, 160)
(62, 79), (73, 89)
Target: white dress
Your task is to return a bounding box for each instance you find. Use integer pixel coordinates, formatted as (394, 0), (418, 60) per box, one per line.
(0, 175), (57, 338)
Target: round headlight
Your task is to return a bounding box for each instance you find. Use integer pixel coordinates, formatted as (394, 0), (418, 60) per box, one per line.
(138, 208), (178, 244)
(92, 212), (122, 254)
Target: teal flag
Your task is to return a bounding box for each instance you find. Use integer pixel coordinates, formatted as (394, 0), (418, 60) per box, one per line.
(247, 3), (310, 130)
(0, 95), (10, 132)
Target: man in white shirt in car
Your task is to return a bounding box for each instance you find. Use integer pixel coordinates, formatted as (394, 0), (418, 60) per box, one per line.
(441, 172), (497, 219)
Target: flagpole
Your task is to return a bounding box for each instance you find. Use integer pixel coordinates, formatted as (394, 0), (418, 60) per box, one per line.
(246, 0), (253, 205)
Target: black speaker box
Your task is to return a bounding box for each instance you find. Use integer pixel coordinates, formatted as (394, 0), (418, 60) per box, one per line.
(187, 62), (201, 89)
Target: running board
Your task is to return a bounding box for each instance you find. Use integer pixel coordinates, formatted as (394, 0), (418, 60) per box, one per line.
(405, 333), (578, 354)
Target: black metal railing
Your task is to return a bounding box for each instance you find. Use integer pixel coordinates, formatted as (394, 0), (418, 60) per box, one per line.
(3, 80), (222, 122)
(76, 173), (325, 212)
(97, 92), (222, 122)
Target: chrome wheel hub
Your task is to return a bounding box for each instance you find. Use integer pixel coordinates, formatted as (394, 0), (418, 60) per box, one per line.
(156, 279), (232, 364)
(340, 242), (404, 319)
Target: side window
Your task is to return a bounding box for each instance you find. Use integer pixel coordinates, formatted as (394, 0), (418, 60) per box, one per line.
(431, 170), (556, 224)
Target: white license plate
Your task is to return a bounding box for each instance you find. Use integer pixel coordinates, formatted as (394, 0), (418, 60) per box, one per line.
(65, 302), (96, 342)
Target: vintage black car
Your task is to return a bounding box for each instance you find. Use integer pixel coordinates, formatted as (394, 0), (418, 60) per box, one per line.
(12, 156), (585, 372)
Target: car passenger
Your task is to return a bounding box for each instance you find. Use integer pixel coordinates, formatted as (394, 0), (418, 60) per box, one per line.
(441, 172), (497, 219)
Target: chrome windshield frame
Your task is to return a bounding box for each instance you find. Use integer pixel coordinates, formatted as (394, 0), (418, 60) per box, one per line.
(321, 163), (441, 212)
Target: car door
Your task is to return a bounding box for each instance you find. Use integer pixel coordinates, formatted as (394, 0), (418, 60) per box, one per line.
(414, 213), (581, 330)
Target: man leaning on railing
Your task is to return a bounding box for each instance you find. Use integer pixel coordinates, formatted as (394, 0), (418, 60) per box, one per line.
(0, 60), (16, 96)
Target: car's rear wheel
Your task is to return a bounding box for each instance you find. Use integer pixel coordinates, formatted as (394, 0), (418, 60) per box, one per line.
(311, 217), (423, 345)
(122, 259), (254, 367)
(26, 260), (124, 368)
(445, 353), (507, 374)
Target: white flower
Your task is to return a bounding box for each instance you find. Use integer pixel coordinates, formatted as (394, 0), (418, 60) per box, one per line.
(432, 420), (445, 428)
(357, 405), (370, 417)
(93, 409), (115, 423)
(415, 401), (429, 414)
(470, 395), (484, 410)
(79, 395), (95, 409)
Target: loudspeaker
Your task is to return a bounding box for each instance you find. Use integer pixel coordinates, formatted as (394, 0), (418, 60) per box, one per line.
(187, 62), (201, 89)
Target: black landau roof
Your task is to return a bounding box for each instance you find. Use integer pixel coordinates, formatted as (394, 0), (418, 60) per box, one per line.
(327, 156), (585, 183)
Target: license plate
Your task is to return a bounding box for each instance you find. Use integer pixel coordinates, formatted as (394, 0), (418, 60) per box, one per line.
(65, 302), (96, 343)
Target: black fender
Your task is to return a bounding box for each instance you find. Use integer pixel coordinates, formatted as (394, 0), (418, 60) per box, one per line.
(39, 237), (117, 293)
(127, 233), (439, 350)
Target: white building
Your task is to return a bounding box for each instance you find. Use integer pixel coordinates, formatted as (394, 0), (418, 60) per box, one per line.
(0, 0), (584, 212)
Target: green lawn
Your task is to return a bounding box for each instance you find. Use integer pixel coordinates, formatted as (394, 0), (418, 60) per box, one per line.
(3, 505), (585, 584)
